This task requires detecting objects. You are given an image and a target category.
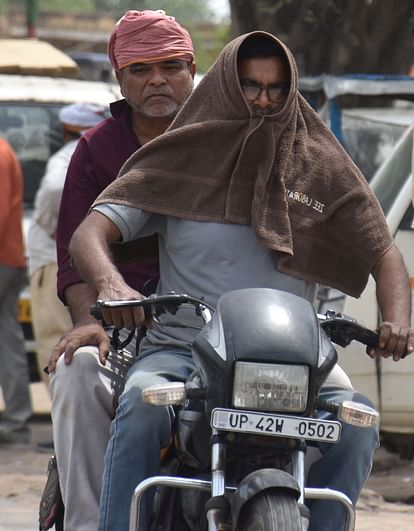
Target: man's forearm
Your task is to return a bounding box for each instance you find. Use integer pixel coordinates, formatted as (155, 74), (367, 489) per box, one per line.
(373, 244), (411, 324)
(64, 282), (100, 326)
(69, 210), (128, 299)
(69, 210), (146, 329)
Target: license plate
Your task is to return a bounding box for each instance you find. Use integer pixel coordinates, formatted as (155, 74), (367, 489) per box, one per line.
(211, 408), (341, 443)
(18, 298), (32, 323)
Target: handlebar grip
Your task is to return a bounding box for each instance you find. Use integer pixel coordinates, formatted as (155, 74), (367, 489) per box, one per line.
(89, 294), (213, 331)
(353, 327), (379, 348)
(90, 299), (152, 322)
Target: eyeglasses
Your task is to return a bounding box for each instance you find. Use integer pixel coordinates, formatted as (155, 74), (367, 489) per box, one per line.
(240, 80), (289, 103)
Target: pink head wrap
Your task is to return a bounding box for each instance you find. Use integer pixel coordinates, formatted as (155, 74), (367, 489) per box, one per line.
(108, 10), (194, 70)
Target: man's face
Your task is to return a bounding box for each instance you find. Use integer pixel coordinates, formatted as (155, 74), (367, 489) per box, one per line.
(116, 60), (195, 119)
(238, 56), (289, 115)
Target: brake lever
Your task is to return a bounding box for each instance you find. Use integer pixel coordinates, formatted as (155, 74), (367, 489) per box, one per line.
(320, 316), (378, 348)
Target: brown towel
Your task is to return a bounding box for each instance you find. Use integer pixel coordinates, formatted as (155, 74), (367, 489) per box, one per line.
(95, 31), (392, 298)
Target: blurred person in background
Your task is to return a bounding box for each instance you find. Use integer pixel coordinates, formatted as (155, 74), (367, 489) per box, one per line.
(0, 137), (32, 445)
(28, 102), (105, 395)
(44, 10), (196, 531)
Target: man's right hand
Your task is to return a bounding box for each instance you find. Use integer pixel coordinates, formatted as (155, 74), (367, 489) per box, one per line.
(97, 283), (146, 330)
(48, 323), (110, 373)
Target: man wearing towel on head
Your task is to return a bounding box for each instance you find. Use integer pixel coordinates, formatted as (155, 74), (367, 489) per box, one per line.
(47, 10), (196, 531)
(70, 32), (414, 530)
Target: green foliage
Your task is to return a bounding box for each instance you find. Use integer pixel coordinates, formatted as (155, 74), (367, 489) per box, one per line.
(38, 0), (95, 12)
(193, 23), (231, 73)
(1, 0), (231, 72)
(93, 0), (214, 24)
(0, 0), (95, 13)
(11, 0), (218, 21)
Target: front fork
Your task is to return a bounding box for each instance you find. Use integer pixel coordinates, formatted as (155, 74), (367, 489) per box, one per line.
(291, 444), (306, 504)
(206, 430), (231, 530)
(292, 446), (356, 531)
(128, 429), (234, 531)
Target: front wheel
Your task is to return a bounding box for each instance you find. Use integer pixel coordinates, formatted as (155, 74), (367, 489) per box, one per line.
(237, 489), (302, 531)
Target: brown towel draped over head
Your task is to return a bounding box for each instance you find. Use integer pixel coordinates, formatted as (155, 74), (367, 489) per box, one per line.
(95, 31), (392, 298)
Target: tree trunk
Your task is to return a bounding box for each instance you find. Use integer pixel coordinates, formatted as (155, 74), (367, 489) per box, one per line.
(229, 0), (414, 75)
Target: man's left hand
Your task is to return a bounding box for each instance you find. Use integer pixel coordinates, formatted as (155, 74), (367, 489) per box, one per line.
(367, 322), (414, 361)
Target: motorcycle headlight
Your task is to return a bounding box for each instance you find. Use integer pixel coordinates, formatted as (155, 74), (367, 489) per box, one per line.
(232, 361), (309, 413)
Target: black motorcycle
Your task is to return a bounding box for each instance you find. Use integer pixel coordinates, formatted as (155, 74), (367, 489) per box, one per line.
(93, 287), (380, 531)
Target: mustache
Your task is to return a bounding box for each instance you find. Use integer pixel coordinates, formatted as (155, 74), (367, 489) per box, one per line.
(253, 108), (276, 116)
(144, 89), (174, 98)
(253, 104), (284, 116)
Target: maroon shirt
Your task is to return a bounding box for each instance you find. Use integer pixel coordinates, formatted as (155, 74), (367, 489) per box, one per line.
(56, 99), (159, 302)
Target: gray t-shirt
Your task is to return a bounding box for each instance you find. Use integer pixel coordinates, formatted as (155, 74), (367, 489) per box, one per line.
(94, 204), (317, 353)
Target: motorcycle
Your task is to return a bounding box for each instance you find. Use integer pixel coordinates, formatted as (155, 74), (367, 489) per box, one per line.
(92, 287), (381, 531)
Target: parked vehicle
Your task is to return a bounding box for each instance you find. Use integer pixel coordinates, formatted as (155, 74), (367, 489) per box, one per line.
(66, 50), (116, 83)
(93, 288), (380, 531)
(0, 38), (120, 382)
(307, 75), (414, 455)
(300, 74), (414, 455)
(338, 119), (414, 457)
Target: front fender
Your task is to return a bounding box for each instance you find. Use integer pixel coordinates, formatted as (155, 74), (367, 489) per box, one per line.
(231, 468), (300, 524)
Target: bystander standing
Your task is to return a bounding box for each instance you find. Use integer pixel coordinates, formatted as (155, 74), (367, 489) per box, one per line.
(0, 137), (32, 445)
(28, 103), (105, 389)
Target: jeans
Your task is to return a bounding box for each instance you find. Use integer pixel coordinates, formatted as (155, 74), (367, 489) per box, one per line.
(98, 348), (195, 531)
(308, 387), (379, 531)
(98, 354), (379, 531)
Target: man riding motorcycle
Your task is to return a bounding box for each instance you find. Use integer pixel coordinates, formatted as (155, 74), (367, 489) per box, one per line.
(69, 31), (414, 531)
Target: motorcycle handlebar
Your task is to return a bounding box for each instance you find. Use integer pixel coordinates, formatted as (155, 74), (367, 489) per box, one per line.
(92, 293), (400, 354)
(90, 293), (215, 322)
(319, 316), (379, 348)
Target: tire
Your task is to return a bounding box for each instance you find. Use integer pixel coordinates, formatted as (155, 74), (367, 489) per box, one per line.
(237, 489), (302, 531)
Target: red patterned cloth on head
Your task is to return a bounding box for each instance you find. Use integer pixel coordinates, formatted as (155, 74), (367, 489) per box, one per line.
(108, 9), (194, 70)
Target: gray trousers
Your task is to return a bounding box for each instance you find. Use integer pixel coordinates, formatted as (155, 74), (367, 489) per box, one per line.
(50, 344), (135, 531)
(0, 265), (32, 432)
